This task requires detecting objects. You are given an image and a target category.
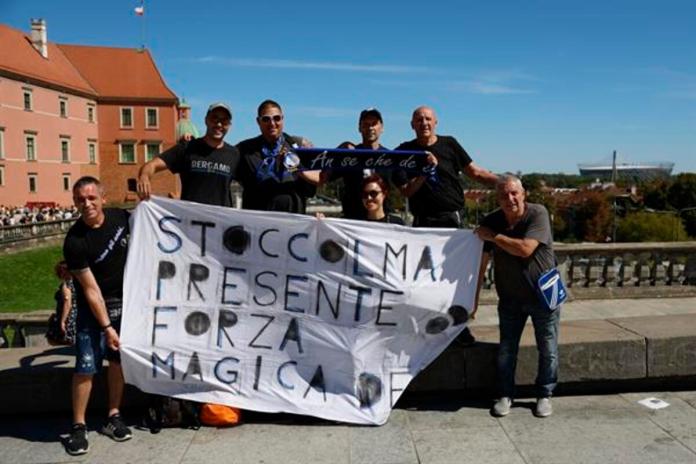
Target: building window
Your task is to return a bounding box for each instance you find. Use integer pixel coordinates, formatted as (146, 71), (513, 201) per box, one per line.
(0, 166), (4, 186)
(23, 90), (33, 111)
(88, 106), (95, 123)
(61, 139), (70, 162)
(88, 142), (97, 164)
(0, 128), (4, 159)
(25, 135), (37, 161)
(120, 107), (133, 128)
(119, 142), (136, 163)
(28, 174), (37, 193)
(62, 174), (71, 191)
(146, 108), (159, 128)
(145, 143), (161, 161)
(59, 98), (68, 118)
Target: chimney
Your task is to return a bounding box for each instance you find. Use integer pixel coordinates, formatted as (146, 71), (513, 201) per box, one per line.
(30, 19), (48, 59)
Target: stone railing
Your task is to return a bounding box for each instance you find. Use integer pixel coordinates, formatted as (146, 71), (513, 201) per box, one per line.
(482, 241), (696, 300)
(0, 219), (77, 245)
(2, 242), (696, 349)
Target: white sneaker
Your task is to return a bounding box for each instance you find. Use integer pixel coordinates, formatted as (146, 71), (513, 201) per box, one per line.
(534, 397), (553, 418)
(492, 397), (512, 417)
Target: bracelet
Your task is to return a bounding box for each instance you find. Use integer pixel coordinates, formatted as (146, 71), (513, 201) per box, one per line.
(102, 323), (112, 331)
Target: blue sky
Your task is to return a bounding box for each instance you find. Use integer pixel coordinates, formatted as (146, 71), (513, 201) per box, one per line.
(3, 0), (695, 174)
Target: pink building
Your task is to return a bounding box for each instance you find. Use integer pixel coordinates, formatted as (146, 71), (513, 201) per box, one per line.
(0, 20), (99, 207)
(0, 19), (180, 208)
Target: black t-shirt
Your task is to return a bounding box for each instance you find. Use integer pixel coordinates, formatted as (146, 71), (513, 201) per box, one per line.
(236, 134), (316, 213)
(330, 143), (392, 220)
(63, 208), (130, 311)
(480, 203), (555, 304)
(159, 138), (240, 207)
(393, 135), (472, 218)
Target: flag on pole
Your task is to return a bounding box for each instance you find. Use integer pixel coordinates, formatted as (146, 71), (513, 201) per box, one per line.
(134, 3), (144, 15)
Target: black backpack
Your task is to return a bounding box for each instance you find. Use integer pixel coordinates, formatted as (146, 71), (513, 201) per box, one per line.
(140, 394), (201, 433)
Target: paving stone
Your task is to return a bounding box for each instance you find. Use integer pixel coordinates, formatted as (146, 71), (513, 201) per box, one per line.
(500, 406), (696, 463)
(412, 425), (524, 464)
(182, 423), (351, 464)
(349, 416), (418, 464)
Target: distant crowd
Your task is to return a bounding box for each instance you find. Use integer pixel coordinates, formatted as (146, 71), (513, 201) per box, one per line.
(0, 205), (79, 227)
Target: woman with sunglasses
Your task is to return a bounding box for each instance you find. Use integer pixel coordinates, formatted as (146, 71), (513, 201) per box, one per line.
(361, 174), (404, 225)
(236, 100), (320, 214)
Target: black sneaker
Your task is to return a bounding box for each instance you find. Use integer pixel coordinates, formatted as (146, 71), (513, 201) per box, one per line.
(102, 413), (132, 442)
(65, 423), (89, 456)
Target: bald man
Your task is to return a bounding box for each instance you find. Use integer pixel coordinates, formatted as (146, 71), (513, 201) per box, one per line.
(394, 106), (498, 346)
(394, 106), (497, 227)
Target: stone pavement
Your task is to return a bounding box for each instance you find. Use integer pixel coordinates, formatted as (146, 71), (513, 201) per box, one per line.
(1, 390), (696, 464)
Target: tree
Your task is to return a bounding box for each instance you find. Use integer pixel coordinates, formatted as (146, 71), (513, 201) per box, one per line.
(617, 212), (688, 242)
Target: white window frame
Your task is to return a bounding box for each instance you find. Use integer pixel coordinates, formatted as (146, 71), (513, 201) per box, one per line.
(88, 141), (97, 164)
(60, 138), (71, 163)
(62, 174), (71, 191)
(120, 107), (134, 128)
(145, 142), (161, 162)
(28, 174), (37, 193)
(118, 142), (136, 164)
(25, 134), (37, 161)
(145, 107), (159, 129)
(23, 89), (33, 111)
(87, 105), (95, 123)
(0, 128), (4, 159)
(0, 166), (4, 187)
(59, 97), (68, 118)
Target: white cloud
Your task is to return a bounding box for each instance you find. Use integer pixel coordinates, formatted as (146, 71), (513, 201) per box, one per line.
(195, 56), (430, 74)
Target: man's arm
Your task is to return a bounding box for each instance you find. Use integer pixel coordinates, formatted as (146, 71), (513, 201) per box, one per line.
(72, 268), (120, 350)
(463, 161), (498, 186)
(475, 225), (539, 258)
(471, 251), (490, 319)
(137, 157), (170, 200)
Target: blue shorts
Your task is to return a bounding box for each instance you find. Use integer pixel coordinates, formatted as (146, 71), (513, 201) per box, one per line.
(74, 299), (122, 375)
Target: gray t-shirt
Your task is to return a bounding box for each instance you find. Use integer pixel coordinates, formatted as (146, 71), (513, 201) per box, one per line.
(481, 203), (555, 304)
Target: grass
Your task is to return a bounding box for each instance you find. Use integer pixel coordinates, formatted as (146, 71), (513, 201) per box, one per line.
(0, 245), (63, 313)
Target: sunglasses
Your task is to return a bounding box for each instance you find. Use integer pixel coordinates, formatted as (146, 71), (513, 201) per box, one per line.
(362, 190), (383, 199)
(258, 114), (283, 123)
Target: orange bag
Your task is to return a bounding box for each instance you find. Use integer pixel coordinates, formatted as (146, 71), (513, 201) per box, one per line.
(199, 403), (242, 427)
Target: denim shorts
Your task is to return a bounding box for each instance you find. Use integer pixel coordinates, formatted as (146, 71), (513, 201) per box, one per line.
(74, 299), (122, 375)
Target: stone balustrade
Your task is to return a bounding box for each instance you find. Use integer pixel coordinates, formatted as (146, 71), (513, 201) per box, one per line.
(0, 219), (77, 245)
(2, 242), (696, 349)
(482, 241), (696, 300)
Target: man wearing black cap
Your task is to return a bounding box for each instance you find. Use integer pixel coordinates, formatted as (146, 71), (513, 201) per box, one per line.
(137, 102), (240, 207)
(325, 108), (392, 220)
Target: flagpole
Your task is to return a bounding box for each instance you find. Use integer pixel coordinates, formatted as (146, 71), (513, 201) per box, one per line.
(141, 1), (146, 50)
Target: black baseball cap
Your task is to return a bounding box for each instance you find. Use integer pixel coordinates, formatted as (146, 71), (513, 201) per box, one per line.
(359, 107), (383, 123)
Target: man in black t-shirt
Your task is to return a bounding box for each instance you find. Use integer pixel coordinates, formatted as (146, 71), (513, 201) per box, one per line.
(475, 175), (559, 419)
(137, 102), (240, 207)
(324, 108), (395, 220)
(236, 100), (320, 213)
(393, 106), (498, 346)
(393, 106), (498, 227)
(62, 176), (132, 456)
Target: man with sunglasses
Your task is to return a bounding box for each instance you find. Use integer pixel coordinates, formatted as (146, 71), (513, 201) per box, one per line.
(137, 102), (240, 207)
(236, 100), (320, 213)
(394, 105), (498, 345)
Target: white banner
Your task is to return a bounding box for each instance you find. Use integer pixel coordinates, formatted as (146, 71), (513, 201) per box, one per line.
(121, 197), (482, 425)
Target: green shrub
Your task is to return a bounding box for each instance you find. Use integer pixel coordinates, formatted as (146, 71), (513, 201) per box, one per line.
(617, 212), (688, 242)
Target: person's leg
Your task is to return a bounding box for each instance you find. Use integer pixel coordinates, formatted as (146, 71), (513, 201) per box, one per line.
(530, 304), (561, 398)
(107, 361), (125, 417)
(72, 374), (93, 424)
(496, 302), (528, 399)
